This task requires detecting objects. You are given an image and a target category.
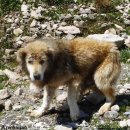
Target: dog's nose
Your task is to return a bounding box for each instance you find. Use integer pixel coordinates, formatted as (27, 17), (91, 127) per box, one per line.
(34, 74), (41, 80)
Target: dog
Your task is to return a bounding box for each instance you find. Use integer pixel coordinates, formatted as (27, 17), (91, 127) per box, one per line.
(17, 38), (121, 121)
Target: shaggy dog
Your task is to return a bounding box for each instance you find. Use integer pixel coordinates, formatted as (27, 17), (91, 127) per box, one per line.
(17, 38), (121, 121)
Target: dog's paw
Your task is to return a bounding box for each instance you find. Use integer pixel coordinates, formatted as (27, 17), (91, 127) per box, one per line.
(30, 109), (43, 117)
(98, 103), (111, 115)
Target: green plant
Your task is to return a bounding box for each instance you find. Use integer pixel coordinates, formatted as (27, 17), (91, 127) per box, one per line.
(0, 0), (21, 16)
(120, 49), (130, 63)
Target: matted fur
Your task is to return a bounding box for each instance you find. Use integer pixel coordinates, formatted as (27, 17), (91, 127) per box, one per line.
(17, 38), (121, 121)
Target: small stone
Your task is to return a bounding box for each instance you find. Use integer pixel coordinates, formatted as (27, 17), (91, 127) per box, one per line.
(41, 24), (47, 29)
(123, 84), (130, 89)
(14, 18), (20, 24)
(80, 120), (89, 127)
(5, 49), (14, 55)
(119, 120), (127, 128)
(0, 70), (6, 76)
(104, 28), (117, 35)
(0, 88), (11, 100)
(114, 24), (124, 31)
(111, 105), (120, 112)
(31, 10), (42, 19)
(60, 22), (67, 26)
(14, 88), (24, 96)
(119, 88), (126, 94)
(30, 20), (37, 27)
(124, 111), (130, 116)
(58, 26), (80, 34)
(13, 104), (23, 111)
(5, 100), (12, 110)
(56, 92), (67, 102)
(127, 119), (130, 127)
(13, 28), (23, 36)
(3, 69), (21, 84)
(21, 36), (34, 43)
(21, 3), (29, 12)
(54, 125), (72, 130)
(65, 34), (75, 40)
(104, 110), (118, 119)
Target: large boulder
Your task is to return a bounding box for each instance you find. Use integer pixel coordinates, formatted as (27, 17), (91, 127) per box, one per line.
(87, 34), (125, 48)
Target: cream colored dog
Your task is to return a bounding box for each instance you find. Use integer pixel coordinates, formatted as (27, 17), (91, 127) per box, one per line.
(17, 38), (121, 121)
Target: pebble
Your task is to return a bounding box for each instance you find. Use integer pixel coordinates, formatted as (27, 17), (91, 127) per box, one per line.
(56, 92), (67, 102)
(13, 28), (23, 36)
(14, 88), (24, 96)
(104, 111), (119, 119)
(5, 100), (12, 111)
(111, 105), (120, 112)
(127, 119), (130, 127)
(119, 120), (127, 128)
(54, 125), (72, 130)
(13, 105), (23, 111)
(0, 88), (11, 100)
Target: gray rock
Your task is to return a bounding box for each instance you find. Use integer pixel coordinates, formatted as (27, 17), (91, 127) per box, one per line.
(123, 83), (130, 89)
(60, 22), (67, 26)
(30, 20), (37, 27)
(56, 92), (67, 102)
(74, 15), (81, 20)
(0, 70), (6, 76)
(30, 10), (42, 19)
(5, 49), (14, 55)
(21, 3), (29, 12)
(124, 19), (130, 25)
(104, 28), (117, 35)
(14, 18), (20, 24)
(58, 26), (80, 34)
(119, 120), (127, 128)
(21, 36), (35, 43)
(79, 120), (89, 127)
(13, 28), (23, 36)
(124, 111), (130, 116)
(14, 88), (24, 96)
(127, 119), (130, 127)
(111, 105), (120, 112)
(0, 88), (11, 100)
(13, 104), (23, 111)
(41, 24), (47, 29)
(87, 34), (124, 48)
(54, 125), (72, 130)
(65, 34), (75, 40)
(5, 100), (12, 111)
(3, 69), (22, 84)
(104, 110), (118, 119)
(79, 8), (91, 14)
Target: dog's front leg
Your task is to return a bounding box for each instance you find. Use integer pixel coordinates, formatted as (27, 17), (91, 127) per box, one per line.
(67, 84), (80, 121)
(31, 85), (56, 117)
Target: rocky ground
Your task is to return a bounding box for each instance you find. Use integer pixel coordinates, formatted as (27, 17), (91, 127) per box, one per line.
(0, 0), (130, 130)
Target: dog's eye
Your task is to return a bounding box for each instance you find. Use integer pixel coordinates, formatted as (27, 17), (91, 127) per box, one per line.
(39, 60), (45, 64)
(28, 60), (33, 64)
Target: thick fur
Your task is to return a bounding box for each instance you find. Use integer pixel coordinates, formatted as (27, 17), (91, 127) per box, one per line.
(17, 38), (121, 121)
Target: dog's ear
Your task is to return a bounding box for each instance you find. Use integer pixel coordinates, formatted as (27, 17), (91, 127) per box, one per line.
(17, 48), (26, 63)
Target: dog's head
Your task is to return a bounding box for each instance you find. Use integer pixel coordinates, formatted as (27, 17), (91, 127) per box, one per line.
(17, 40), (53, 81)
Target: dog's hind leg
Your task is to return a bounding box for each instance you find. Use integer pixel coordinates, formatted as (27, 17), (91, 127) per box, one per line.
(30, 85), (56, 117)
(67, 81), (80, 121)
(94, 52), (120, 115)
